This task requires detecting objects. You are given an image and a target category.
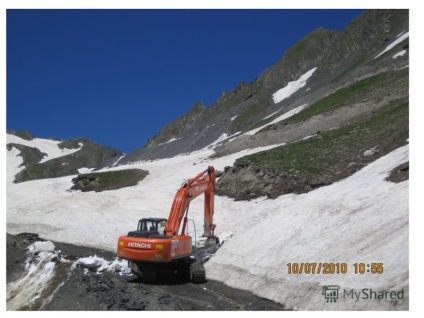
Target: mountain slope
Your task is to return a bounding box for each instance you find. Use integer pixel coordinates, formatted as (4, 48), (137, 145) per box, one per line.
(119, 9), (408, 163)
(7, 131), (124, 183)
(216, 74), (409, 199)
(206, 145), (409, 310)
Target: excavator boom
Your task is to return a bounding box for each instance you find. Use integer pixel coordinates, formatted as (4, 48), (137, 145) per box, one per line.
(165, 166), (216, 237)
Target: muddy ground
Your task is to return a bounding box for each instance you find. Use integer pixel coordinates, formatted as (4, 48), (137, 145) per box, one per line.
(6, 233), (289, 311)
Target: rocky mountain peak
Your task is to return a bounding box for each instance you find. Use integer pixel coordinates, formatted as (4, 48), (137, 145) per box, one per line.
(118, 9), (409, 163)
(143, 100), (207, 149)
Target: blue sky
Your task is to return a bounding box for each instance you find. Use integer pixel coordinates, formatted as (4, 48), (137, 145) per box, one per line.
(7, 9), (365, 153)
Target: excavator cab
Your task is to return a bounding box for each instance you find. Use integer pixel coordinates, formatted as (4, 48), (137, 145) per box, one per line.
(138, 218), (167, 233)
(127, 218), (168, 238)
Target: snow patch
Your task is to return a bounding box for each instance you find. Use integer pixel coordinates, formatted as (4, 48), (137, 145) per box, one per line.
(27, 240), (55, 254)
(375, 32), (409, 59)
(158, 137), (182, 146)
(230, 115), (238, 121)
(244, 104), (307, 136)
(6, 146), (24, 184)
(272, 67), (317, 104)
(302, 134), (316, 140)
(263, 109), (283, 120)
(6, 240), (69, 310)
(363, 146), (379, 157)
(217, 232), (234, 245)
(206, 132), (242, 149)
(74, 255), (131, 275)
(393, 50), (407, 59)
(78, 167), (94, 174)
(396, 31), (405, 38)
(112, 154), (126, 167)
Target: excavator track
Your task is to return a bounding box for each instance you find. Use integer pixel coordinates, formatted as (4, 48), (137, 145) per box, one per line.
(130, 259), (207, 284)
(189, 261), (206, 284)
(142, 263), (157, 284)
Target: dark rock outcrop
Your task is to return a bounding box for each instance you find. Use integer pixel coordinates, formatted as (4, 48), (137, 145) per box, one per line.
(70, 169), (149, 192)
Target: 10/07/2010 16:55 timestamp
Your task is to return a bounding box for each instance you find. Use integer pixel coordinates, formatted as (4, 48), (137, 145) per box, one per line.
(287, 263), (384, 274)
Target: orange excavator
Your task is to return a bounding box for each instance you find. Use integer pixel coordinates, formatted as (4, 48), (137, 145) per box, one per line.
(117, 166), (218, 283)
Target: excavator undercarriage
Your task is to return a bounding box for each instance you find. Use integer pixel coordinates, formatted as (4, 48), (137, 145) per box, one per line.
(128, 254), (207, 284)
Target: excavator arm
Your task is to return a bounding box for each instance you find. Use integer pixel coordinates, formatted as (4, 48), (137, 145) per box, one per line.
(164, 166), (216, 238)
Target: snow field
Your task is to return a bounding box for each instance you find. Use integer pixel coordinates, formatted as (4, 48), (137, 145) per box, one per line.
(7, 140), (286, 251)
(7, 134), (83, 163)
(205, 145), (409, 310)
(6, 134), (409, 310)
(6, 134), (83, 185)
(272, 67), (317, 104)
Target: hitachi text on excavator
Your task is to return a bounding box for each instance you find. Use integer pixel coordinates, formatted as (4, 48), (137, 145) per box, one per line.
(117, 166), (218, 283)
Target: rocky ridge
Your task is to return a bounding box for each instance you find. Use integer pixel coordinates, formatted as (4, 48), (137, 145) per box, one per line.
(7, 131), (124, 183)
(119, 9), (408, 163)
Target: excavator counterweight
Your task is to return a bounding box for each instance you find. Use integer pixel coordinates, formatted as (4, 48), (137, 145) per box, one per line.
(117, 166), (218, 283)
